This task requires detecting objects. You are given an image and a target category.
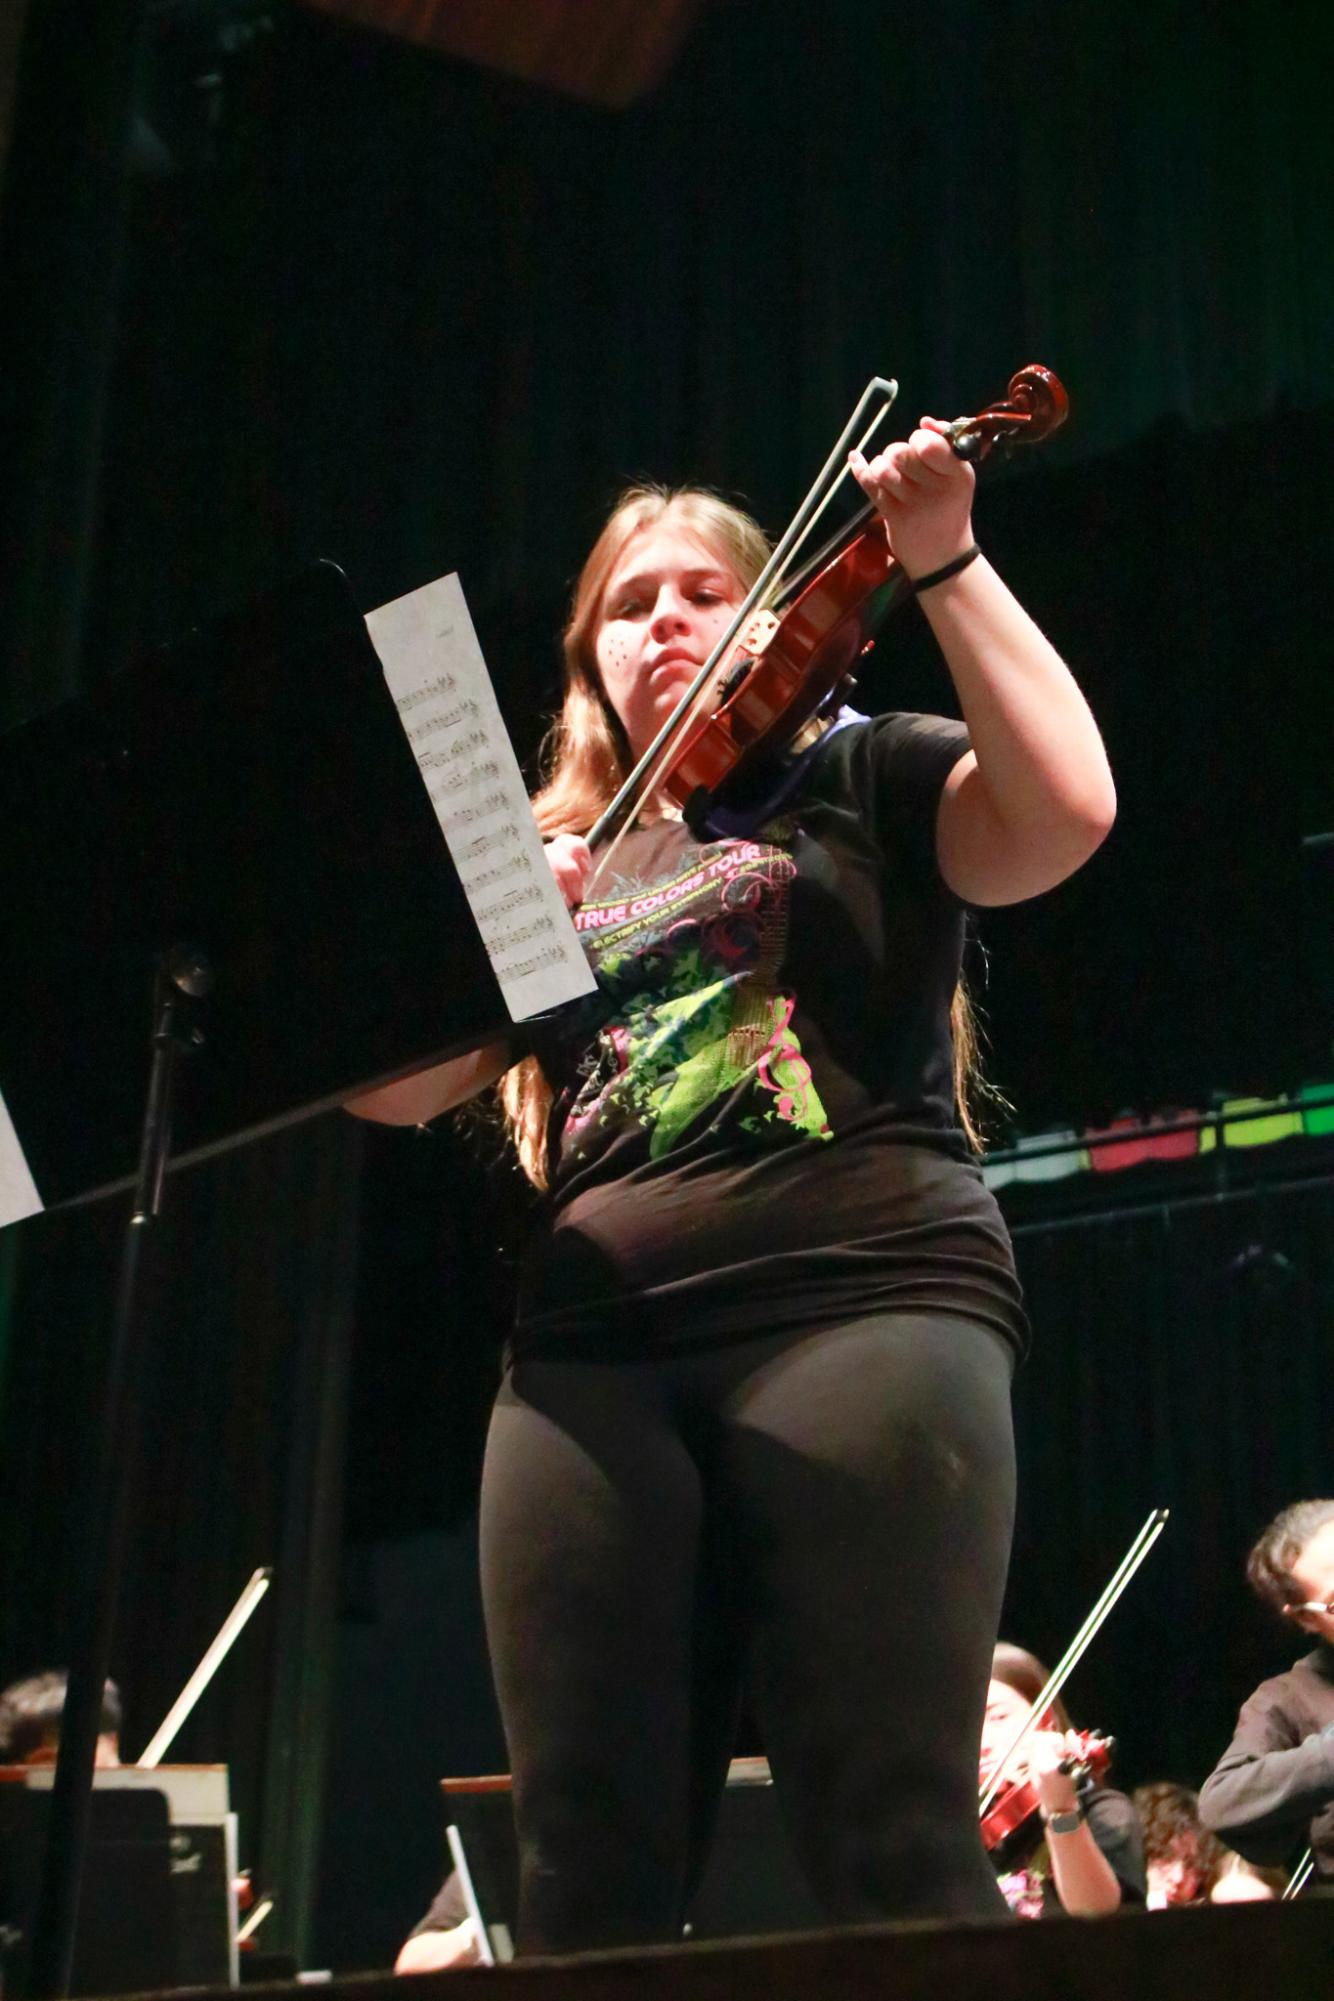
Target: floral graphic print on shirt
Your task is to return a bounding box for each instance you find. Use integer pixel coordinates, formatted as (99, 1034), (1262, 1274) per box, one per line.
(561, 826), (831, 1164)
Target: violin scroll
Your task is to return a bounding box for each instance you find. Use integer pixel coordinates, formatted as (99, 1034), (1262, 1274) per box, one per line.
(947, 364), (1070, 463)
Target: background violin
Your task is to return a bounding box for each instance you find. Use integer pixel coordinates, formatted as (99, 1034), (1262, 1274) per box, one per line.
(980, 1725), (1114, 1870)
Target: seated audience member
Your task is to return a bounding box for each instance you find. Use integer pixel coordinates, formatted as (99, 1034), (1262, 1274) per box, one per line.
(983, 1643), (1146, 1918)
(1208, 1849), (1286, 1903)
(394, 1872), (478, 1974)
(0, 1670), (122, 1768)
(1199, 1499), (1334, 1888)
(1132, 1781), (1222, 1907)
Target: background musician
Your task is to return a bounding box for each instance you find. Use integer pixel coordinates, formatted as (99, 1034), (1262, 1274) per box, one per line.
(1200, 1499), (1334, 1889)
(983, 1644), (1145, 1917)
(0, 1670), (122, 1770)
(1208, 1851), (1285, 1902)
(1131, 1781), (1221, 1908)
(393, 1873), (477, 1974)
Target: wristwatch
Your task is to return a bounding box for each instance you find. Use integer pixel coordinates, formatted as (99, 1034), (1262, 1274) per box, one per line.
(1043, 1806), (1085, 1837)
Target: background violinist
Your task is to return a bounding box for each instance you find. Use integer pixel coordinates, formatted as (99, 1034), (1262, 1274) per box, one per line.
(984, 1643), (1146, 1917)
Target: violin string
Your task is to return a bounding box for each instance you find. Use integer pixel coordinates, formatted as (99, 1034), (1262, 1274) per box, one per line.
(585, 376), (899, 871)
(978, 1508), (1168, 1817)
(770, 501), (877, 614)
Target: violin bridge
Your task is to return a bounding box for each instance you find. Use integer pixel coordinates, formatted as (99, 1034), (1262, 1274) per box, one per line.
(735, 609), (779, 657)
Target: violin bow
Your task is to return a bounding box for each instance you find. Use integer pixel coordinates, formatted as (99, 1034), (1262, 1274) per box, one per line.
(583, 376), (899, 892)
(137, 1565), (272, 1767)
(978, 1506), (1170, 1818)
(1283, 1848), (1315, 1900)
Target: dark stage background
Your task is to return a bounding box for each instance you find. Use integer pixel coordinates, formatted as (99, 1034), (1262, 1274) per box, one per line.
(0, 0), (1332, 1972)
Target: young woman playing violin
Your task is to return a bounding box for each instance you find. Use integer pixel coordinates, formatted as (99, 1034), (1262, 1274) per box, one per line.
(983, 1644), (1146, 1917)
(351, 411), (1116, 1949)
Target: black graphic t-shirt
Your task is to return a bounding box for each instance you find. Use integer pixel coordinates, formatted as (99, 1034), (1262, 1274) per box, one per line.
(516, 713), (1028, 1358)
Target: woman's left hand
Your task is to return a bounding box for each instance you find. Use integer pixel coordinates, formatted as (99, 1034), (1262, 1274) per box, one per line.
(848, 417), (975, 580)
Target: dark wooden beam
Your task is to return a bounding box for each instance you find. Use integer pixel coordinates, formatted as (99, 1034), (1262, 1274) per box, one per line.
(297, 0), (704, 108)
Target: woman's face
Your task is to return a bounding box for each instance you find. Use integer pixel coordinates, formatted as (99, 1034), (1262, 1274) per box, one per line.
(1147, 1852), (1207, 1907)
(980, 1679), (1032, 1776)
(594, 521), (746, 763)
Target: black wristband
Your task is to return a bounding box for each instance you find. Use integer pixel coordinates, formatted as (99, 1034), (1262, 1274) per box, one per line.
(911, 544), (981, 594)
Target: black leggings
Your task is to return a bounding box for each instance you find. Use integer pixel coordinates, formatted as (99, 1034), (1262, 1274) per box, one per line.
(479, 1310), (1016, 1951)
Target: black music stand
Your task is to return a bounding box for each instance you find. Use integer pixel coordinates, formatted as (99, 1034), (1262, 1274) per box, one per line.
(0, 561), (524, 1995)
(0, 1788), (177, 1998)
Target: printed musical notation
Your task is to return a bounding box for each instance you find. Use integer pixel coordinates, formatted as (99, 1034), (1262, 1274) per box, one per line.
(367, 574), (595, 1021)
(0, 1086), (42, 1229)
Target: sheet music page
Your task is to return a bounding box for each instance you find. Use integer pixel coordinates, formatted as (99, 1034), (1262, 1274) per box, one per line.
(367, 573), (595, 1021)
(0, 1088), (42, 1229)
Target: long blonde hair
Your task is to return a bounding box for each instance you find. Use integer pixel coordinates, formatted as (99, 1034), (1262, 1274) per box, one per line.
(499, 483), (992, 1186)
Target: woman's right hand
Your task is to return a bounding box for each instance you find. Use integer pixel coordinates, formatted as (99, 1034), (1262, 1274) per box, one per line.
(545, 833), (594, 909)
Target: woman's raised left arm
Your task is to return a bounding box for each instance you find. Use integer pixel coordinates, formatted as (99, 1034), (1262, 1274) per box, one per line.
(851, 420), (1116, 907)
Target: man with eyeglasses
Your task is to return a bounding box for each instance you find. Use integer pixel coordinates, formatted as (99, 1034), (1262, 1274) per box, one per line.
(1200, 1499), (1334, 1892)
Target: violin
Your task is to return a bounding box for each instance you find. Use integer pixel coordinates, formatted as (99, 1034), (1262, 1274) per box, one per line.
(587, 364), (1069, 864)
(976, 1509), (1169, 1870)
(980, 1725), (1113, 1870)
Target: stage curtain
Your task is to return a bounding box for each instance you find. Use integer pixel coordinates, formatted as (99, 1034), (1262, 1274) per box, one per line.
(0, 1113), (363, 1964)
(0, 0), (1331, 1963)
(1006, 1169), (1334, 1792)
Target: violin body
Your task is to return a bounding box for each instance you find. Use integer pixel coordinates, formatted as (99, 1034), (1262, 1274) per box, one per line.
(980, 1728), (1112, 1870)
(663, 525), (910, 826)
(981, 1771), (1050, 1872)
